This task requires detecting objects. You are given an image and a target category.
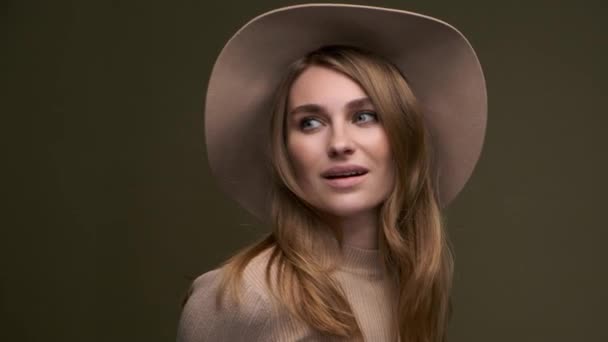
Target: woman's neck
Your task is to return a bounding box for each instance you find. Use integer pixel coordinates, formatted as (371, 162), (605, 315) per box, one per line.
(323, 209), (379, 250)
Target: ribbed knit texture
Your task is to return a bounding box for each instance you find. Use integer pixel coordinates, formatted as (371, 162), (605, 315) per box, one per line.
(177, 245), (398, 341)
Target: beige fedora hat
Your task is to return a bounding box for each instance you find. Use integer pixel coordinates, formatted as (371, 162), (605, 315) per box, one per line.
(205, 4), (487, 221)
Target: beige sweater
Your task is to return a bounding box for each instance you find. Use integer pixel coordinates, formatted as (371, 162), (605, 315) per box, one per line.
(177, 245), (398, 341)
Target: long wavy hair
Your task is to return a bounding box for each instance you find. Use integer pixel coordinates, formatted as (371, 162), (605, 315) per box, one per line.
(214, 45), (453, 342)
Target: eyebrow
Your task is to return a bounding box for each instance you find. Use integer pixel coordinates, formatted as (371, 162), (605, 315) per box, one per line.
(288, 97), (374, 116)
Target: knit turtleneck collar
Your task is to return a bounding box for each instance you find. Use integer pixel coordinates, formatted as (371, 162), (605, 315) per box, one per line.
(340, 244), (384, 277)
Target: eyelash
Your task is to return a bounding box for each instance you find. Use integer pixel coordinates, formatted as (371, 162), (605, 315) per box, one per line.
(298, 111), (378, 131)
(354, 111), (378, 123)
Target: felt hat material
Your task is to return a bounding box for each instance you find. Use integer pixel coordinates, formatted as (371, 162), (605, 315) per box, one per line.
(204, 4), (487, 220)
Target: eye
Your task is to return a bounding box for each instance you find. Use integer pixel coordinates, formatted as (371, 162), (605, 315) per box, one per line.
(299, 117), (323, 131)
(353, 111), (378, 124)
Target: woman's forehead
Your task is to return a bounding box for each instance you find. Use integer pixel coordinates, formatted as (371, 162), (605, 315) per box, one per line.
(288, 65), (371, 111)
(288, 97), (375, 118)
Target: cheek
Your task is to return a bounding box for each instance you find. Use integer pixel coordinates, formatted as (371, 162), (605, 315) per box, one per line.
(287, 135), (320, 179)
(368, 131), (393, 166)
(371, 132), (396, 185)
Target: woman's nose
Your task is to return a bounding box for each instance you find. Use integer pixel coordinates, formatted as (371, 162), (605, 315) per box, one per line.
(327, 125), (355, 158)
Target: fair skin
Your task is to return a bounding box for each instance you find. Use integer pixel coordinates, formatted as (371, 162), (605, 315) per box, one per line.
(286, 65), (395, 250)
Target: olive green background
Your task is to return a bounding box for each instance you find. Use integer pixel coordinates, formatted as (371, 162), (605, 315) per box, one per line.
(2, 0), (606, 341)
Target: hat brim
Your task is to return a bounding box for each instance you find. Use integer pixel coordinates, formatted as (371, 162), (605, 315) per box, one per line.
(205, 4), (487, 221)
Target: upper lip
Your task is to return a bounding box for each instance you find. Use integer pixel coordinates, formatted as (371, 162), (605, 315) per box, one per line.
(321, 164), (369, 178)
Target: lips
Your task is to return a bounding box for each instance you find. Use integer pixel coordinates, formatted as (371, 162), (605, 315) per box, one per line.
(321, 165), (369, 189)
(321, 165), (369, 179)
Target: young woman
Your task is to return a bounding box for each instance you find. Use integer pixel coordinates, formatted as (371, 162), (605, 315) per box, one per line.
(178, 4), (486, 342)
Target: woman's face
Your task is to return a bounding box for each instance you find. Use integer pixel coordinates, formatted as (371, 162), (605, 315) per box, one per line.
(286, 65), (395, 218)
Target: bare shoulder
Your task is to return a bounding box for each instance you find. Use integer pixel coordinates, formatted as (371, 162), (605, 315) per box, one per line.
(176, 248), (278, 342)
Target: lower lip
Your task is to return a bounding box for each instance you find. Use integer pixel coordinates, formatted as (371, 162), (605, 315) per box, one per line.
(323, 173), (367, 189)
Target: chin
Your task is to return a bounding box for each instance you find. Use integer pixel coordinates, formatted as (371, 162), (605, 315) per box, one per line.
(317, 199), (381, 218)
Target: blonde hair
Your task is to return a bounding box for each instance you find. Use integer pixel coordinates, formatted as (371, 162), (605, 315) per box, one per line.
(213, 46), (453, 342)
